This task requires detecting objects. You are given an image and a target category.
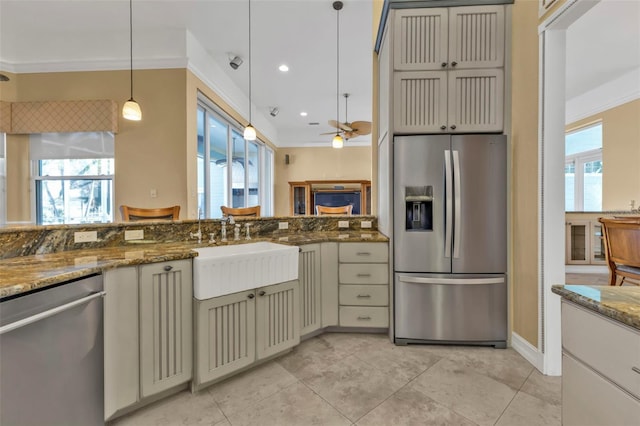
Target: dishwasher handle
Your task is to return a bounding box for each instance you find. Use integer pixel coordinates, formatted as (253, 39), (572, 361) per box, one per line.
(0, 291), (106, 335)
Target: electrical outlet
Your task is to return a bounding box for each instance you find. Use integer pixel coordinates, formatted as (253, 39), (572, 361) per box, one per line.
(360, 220), (372, 228)
(150, 188), (157, 198)
(125, 229), (144, 240)
(338, 220), (349, 228)
(278, 222), (289, 230)
(74, 231), (98, 243)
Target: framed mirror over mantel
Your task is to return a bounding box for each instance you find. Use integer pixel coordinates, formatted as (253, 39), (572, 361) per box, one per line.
(289, 180), (371, 216)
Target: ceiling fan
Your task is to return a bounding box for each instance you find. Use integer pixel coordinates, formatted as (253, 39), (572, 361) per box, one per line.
(322, 93), (372, 140)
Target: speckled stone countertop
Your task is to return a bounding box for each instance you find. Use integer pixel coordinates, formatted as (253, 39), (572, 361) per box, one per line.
(552, 285), (640, 331)
(0, 231), (388, 299)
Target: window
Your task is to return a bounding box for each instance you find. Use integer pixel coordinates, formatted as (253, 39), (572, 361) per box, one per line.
(31, 132), (114, 224)
(565, 123), (602, 211)
(197, 94), (274, 218)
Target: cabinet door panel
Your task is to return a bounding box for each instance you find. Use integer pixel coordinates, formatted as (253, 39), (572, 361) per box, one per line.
(299, 245), (322, 336)
(447, 69), (503, 132)
(394, 8), (448, 71)
(195, 290), (256, 386)
(394, 71), (448, 133)
(256, 280), (300, 360)
(448, 6), (505, 69)
(139, 260), (192, 398)
(104, 266), (139, 420)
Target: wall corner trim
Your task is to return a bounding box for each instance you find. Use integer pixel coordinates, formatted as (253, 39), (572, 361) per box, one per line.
(511, 331), (546, 374)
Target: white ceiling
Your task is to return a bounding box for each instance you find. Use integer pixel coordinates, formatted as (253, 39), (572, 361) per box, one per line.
(1, 0), (638, 145)
(0, 0), (373, 148)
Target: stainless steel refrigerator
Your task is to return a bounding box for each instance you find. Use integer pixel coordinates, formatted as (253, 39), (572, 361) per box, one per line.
(393, 134), (507, 348)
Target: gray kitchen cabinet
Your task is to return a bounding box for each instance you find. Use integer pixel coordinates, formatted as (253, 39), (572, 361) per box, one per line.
(299, 244), (322, 336)
(256, 280), (300, 359)
(104, 259), (192, 421)
(194, 280), (299, 390)
(561, 301), (640, 425)
(338, 242), (389, 328)
(321, 242), (339, 327)
(194, 289), (256, 386)
(104, 266), (139, 420)
(139, 260), (193, 398)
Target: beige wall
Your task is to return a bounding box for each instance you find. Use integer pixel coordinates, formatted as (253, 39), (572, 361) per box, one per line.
(2, 69), (189, 223)
(274, 146), (372, 216)
(510, 0), (541, 346)
(567, 99), (640, 211)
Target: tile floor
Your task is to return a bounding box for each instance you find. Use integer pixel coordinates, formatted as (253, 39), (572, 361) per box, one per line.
(112, 333), (561, 426)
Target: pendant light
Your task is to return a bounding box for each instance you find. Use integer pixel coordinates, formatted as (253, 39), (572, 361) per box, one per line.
(122, 0), (142, 121)
(243, 0), (257, 141)
(332, 1), (344, 149)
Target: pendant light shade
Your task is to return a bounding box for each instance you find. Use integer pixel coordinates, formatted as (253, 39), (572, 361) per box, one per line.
(123, 0), (142, 121)
(332, 1), (343, 149)
(332, 134), (344, 149)
(244, 0), (256, 141)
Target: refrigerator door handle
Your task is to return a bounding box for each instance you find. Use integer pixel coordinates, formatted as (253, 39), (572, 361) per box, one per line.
(397, 275), (505, 285)
(452, 150), (461, 259)
(444, 150), (452, 258)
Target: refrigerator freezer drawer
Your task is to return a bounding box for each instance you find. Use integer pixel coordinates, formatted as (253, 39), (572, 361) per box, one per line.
(339, 285), (389, 306)
(340, 306), (389, 328)
(394, 274), (507, 344)
(339, 264), (389, 284)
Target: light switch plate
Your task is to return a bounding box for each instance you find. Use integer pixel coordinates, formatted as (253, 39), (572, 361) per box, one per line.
(338, 221), (349, 228)
(74, 231), (98, 243)
(360, 220), (372, 228)
(125, 229), (144, 240)
(278, 222), (289, 230)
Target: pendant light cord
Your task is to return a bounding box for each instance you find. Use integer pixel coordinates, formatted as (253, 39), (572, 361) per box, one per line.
(335, 5), (340, 136)
(248, 0), (252, 125)
(129, 0), (133, 99)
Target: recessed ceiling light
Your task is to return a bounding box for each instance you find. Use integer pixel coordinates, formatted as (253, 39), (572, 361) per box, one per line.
(300, 112), (308, 117)
(279, 64), (289, 72)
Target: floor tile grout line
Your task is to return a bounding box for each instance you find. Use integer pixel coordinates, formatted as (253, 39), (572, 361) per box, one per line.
(297, 377), (355, 424)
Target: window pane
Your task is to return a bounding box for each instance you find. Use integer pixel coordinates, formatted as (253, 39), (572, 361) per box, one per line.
(37, 178), (113, 224)
(248, 141), (259, 207)
(566, 124), (602, 156)
(231, 132), (245, 208)
(40, 158), (114, 176)
(263, 148), (273, 216)
(197, 106), (206, 214)
(209, 115), (228, 218)
(583, 160), (602, 211)
(565, 162), (575, 211)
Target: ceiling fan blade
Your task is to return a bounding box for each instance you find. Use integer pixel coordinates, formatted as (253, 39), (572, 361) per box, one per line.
(319, 131), (340, 135)
(329, 119), (353, 132)
(350, 121), (372, 135)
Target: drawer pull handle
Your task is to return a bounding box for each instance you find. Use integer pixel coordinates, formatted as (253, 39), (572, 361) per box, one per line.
(258, 290), (266, 297)
(163, 265), (173, 272)
(356, 294), (371, 298)
(356, 252), (371, 256)
(632, 366), (640, 375)
(357, 316), (371, 320)
(357, 273), (371, 277)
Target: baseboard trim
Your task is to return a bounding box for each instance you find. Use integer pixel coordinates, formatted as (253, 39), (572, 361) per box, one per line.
(511, 332), (544, 372)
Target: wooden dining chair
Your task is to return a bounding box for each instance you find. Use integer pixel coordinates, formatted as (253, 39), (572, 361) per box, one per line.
(315, 205), (353, 216)
(599, 217), (640, 286)
(220, 205), (261, 218)
(121, 205), (180, 221)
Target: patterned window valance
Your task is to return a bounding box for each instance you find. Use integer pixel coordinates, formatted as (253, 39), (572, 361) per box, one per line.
(3, 99), (118, 134)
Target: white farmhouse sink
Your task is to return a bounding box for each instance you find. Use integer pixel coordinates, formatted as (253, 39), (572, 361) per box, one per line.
(193, 242), (299, 300)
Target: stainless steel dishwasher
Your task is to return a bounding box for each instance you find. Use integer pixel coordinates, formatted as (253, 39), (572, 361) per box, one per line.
(0, 274), (105, 426)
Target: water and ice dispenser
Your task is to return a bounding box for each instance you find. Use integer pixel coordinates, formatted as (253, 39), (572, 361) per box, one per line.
(405, 186), (433, 231)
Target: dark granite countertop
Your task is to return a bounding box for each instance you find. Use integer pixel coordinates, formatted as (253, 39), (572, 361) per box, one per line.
(552, 285), (640, 331)
(0, 232), (388, 299)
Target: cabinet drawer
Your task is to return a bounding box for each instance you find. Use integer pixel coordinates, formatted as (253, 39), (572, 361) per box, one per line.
(339, 306), (389, 328)
(339, 285), (388, 306)
(339, 264), (388, 285)
(563, 353), (640, 426)
(339, 243), (388, 263)
(562, 301), (640, 399)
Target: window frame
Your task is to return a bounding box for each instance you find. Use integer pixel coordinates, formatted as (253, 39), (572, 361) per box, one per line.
(565, 122), (603, 212)
(197, 92), (274, 218)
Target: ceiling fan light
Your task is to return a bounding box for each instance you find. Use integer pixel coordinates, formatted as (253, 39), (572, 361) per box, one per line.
(244, 124), (257, 141)
(332, 134), (344, 149)
(123, 99), (142, 121)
